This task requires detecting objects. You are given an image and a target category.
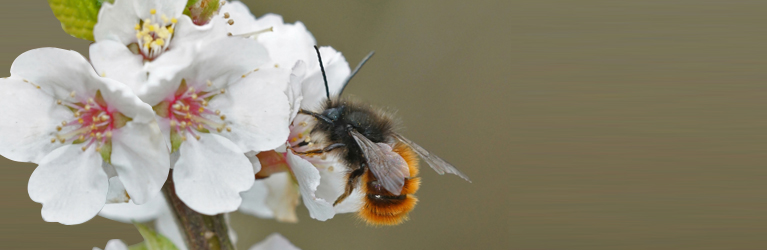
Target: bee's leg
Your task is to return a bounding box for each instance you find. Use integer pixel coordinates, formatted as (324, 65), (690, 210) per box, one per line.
(298, 109), (333, 124)
(293, 143), (346, 155)
(333, 164), (366, 206)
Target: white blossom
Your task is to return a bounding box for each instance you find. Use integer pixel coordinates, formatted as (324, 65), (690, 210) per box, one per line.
(140, 36), (291, 215)
(0, 48), (168, 225)
(90, 0), (223, 94)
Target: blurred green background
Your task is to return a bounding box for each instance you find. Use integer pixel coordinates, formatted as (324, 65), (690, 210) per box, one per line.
(1, 0), (765, 249)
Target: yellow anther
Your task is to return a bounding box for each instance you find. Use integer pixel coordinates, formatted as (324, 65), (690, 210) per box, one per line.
(82, 146), (88, 152)
(188, 87), (195, 93)
(90, 124), (97, 130)
(198, 107), (205, 113)
(299, 121), (308, 127)
(172, 104), (182, 110)
(191, 94), (198, 99)
(56, 126), (62, 131)
(101, 115), (109, 121)
(202, 100), (208, 107)
(60, 138), (66, 143)
(224, 12), (230, 18)
(79, 135), (85, 141)
(180, 121), (187, 129)
(206, 80), (212, 87)
(216, 127), (223, 132)
(185, 113), (192, 119)
(274, 64), (279, 68)
(297, 134), (303, 139)
(155, 39), (165, 46)
(70, 91), (76, 98)
(135, 24), (141, 30)
(171, 18), (178, 24)
(61, 121), (68, 126)
(226, 127), (232, 132)
(220, 115), (226, 120)
(290, 137), (298, 142)
(181, 136), (187, 141)
(227, 19), (234, 25)
(150, 9), (157, 15)
(84, 105), (91, 111)
(106, 131), (113, 138)
(167, 27), (174, 34)
(194, 135), (201, 140)
(170, 120), (177, 127)
(74, 111), (81, 117)
(50, 138), (56, 143)
(220, 89), (226, 94)
(96, 146), (102, 152)
(182, 105), (189, 111)
(78, 118), (84, 124)
(197, 124), (204, 130)
(161, 14), (169, 23)
(215, 110), (221, 115)
(96, 132), (103, 140)
(56, 100), (62, 105)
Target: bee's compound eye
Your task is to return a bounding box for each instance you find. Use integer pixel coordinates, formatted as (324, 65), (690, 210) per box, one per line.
(323, 107), (342, 121)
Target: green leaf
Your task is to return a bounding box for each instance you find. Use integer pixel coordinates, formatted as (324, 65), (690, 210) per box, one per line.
(134, 223), (180, 250)
(48, 0), (104, 41)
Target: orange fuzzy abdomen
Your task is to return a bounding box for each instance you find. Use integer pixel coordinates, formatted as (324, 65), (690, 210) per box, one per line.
(358, 142), (422, 226)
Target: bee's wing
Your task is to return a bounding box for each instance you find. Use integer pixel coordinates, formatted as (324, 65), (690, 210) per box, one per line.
(350, 130), (410, 195)
(394, 134), (471, 182)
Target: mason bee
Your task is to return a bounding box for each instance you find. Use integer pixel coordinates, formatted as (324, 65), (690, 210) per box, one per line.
(291, 47), (471, 225)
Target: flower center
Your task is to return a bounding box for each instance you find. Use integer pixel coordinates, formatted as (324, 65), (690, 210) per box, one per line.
(154, 80), (231, 150)
(133, 9), (177, 60)
(52, 90), (131, 159)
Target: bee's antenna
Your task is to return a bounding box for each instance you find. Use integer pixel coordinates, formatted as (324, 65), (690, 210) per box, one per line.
(313, 45), (330, 99)
(339, 51), (375, 96)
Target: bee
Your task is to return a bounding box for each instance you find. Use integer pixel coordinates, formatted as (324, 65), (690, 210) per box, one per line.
(291, 47), (471, 226)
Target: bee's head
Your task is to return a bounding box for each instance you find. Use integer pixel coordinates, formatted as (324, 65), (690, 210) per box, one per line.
(322, 106), (344, 121)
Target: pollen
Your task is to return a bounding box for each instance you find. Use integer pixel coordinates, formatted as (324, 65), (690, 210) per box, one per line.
(53, 92), (121, 154)
(135, 11), (178, 60)
(164, 81), (232, 146)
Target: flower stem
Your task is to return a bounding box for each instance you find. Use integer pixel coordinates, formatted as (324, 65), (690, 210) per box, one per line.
(162, 170), (236, 250)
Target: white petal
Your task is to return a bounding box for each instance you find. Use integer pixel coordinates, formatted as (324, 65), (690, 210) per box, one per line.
(300, 47), (351, 110)
(94, 0), (138, 44)
(170, 15), (227, 49)
(99, 195), (167, 223)
(238, 180), (273, 218)
(10, 48), (103, 104)
(0, 77), (70, 163)
(183, 37), (270, 91)
(285, 151), (335, 221)
(132, 0), (187, 20)
(246, 151), (263, 174)
(209, 68), (291, 152)
(141, 46), (195, 105)
(218, 1), (258, 35)
(98, 74), (159, 124)
(111, 121), (170, 205)
(254, 16), (317, 71)
(89, 41), (146, 94)
(312, 160), (361, 214)
(28, 145), (108, 225)
(103, 239), (129, 250)
(155, 210), (188, 250)
(105, 176), (130, 204)
(263, 172), (299, 222)
(174, 133), (254, 215)
(287, 61), (306, 122)
(249, 233), (300, 250)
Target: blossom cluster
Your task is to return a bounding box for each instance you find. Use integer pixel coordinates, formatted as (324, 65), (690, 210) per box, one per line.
(1, 0), (359, 235)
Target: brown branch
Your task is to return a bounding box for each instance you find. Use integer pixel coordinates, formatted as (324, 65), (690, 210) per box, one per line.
(162, 170), (236, 250)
